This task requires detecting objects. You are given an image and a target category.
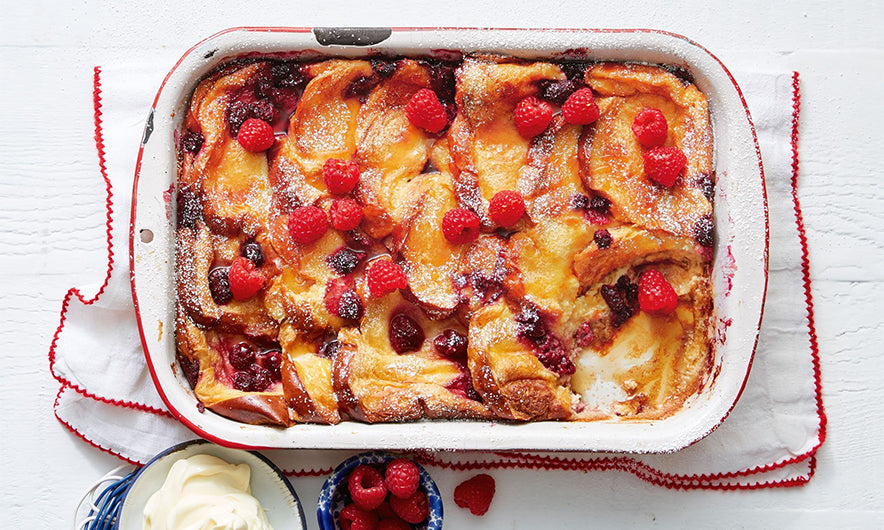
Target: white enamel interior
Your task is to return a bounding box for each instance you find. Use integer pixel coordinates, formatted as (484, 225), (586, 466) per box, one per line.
(130, 28), (768, 453)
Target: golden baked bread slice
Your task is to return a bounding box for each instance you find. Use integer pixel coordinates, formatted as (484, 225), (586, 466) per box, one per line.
(580, 63), (712, 237)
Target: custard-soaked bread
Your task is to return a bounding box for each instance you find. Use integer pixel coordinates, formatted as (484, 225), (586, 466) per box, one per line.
(175, 55), (715, 426)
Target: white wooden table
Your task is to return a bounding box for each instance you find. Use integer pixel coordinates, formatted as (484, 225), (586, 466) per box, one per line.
(3, 1), (882, 527)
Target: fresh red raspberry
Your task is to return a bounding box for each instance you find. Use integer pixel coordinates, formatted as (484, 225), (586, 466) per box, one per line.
(631, 107), (668, 148)
(376, 518), (410, 530)
(453, 473), (496, 516)
(373, 501), (397, 520)
(637, 269), (679, 314)
(488, 190), (525, 227)
(562, 88), (600, 125)
(338, 503), (379, 530)
(330, 198), (363, 231)
(514, 96), (553, 138)
(236, 118), (276, 152)
(405, 88), (449, 133)
(323, 158), (361, 195)
(643, 146), (687, 187)
(389, 490), (429, 524)
(348, 465), (387, 511)
(385, 459), (420, 499)
(366, 259), (407, 298)
(288, 205), (329, 244)
(441, 208), (480, 245)
(227, 257), (265, 301)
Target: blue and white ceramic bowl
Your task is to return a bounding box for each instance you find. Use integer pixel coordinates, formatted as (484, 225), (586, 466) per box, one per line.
(317, 452), (443, 530)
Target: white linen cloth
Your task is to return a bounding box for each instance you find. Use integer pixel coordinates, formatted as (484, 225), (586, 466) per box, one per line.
(50, 63), (824, 488)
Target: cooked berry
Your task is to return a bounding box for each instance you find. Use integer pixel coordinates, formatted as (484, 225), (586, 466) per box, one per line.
(371, 58), (399, 78)
(385, 458), (421, 499)
(228, 256), (265, 301)
(406, 88), (449, 133)
(539, 79), (580, 105)
(589, 195), (611, 214)
(638, 269), (679, 315)
(345, 74), (380, 100)
(237, 118), (276, 152)
(208, 267), (233, 305)
(274, 188), (302, 213)
(241, 241), (265, 267)
(441, 207), (480, 245)
(323, 158), (361, 195)
(229, 342), (256, 371)
(179, 355), (200, 389)
(271, 61), (306, 88)
(288, 205), (329, 244)
(562, 88), (600, 125)
(328, 247), (364, 275)
(433, 329), (468, 360)
(488, 190), (525, 227)
(643, 146), (687, 187)
(575, 321), (595, 347)
(698, 173), (715, 202)
(343, 228), (372, 250)
(632, 107), (668, 148)
(470, 273), (504, 304)
(330, 198), (363, 231)
(249, 365), (273, 391)
(423, 59), (457, 102)
(226, 99), (252, 135)
(534, 334), (575, 375)
(318, 340), (340, 360)
(601, 275), (640, 327)
(250, 99), (279, 124)
(389, 314), (425, 354)
(177, 187), (202, 229)
(181, 130), (204, 154)
(571, 193), (589, 210)
(337, 289), (364, 320)
(447, 371), (481, 401)
(694, 215), (714, 247)
(232, 371), (254, 392)
(515, 305), (545, 339)
(366, 259), (408, 297)
(560, 61), (589, 81)
(259, 349), (282, 377)
(594, 229), (612, 249)
(514, 96), (553, 138)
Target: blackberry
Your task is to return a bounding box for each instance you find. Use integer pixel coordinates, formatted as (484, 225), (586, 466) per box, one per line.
(232, 371), (254, 392)
(249, 365), (272, 391)
(539, 79), (580, 106)
(370, 58), (399, 78)
(571, 193), (590, 210)
(589, 195), (611, 214)
(327, 247), (364, 275)
(229, 342), (256, 371)
(594, 229), (613, 249)
(698, 174), (715, 203)
(241, 241), (265, 267)
(318, 340), (340, 360)
(337, 289), (364, 321)
(181, 130), (204, 154)
(694, 215), (715, 247)
(208, 267), (232, 305)
(176, 187), (202, 229)
(515, 304), (545, 339)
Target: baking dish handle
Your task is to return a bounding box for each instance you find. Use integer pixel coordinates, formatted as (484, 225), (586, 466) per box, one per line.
(313, 27), (392, 46)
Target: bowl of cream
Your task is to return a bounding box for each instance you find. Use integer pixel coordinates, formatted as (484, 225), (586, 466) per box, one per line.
(115, 439), (306, 529)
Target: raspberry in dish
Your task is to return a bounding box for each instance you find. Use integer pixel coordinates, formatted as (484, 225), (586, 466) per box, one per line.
(175, 55), (715, 426)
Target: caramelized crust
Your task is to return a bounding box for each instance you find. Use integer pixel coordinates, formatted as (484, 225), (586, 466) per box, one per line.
(175, 55), (715, 427)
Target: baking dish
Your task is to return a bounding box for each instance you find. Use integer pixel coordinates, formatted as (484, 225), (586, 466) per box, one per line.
(129, 27), (768, 452)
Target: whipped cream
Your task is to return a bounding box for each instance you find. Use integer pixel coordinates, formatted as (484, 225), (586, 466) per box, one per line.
(143, 454), (275, 530)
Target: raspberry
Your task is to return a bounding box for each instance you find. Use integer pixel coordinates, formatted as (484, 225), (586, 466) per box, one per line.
(389, 490), (429, 524)
(389, 314), (425, 354)
(330, 198), (363, 231)
(405, 88), (448, 133)
(441, 208), (480, 245)
(643, 146), (687, 187)
(637, 269), (679, 315)
(323, 158), (360, 195)
(325, 280), (364, 321)
(338, 503), (379, 530)
(288, 206), (329, 244)
(236, 118), (276, 152)
(575, 321), (595, 347)
(453, 473), (495, 516)
(632, 107), (668, 148)
(373, 501), (397, 520)
(433, 329), (468, 360)
(562, 88), (600, 125)
(376, 519), (410, 530)
(228, 257), (265, 300)
(594, 229), (612, 249)
(366, 259), (407, 298)
(348, 465), (387, 511)
(385, 459), (421, 499)
(514, 96), (553, 138)
(488, 190), (525, 227)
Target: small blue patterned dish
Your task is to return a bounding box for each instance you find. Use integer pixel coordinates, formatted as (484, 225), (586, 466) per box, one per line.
(317, 451), (443, 530)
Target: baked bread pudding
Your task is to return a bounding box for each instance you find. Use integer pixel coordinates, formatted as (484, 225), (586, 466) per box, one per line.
(175, 55), (715, 426)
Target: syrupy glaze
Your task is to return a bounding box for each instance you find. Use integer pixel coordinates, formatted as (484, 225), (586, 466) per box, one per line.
(175, 54), (715, 426)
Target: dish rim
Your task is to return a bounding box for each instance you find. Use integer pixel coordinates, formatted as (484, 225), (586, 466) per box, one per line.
(128, 26), (769, 453)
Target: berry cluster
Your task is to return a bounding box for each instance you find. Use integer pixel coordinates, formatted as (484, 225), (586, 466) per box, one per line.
(338, 458), (429, 530)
